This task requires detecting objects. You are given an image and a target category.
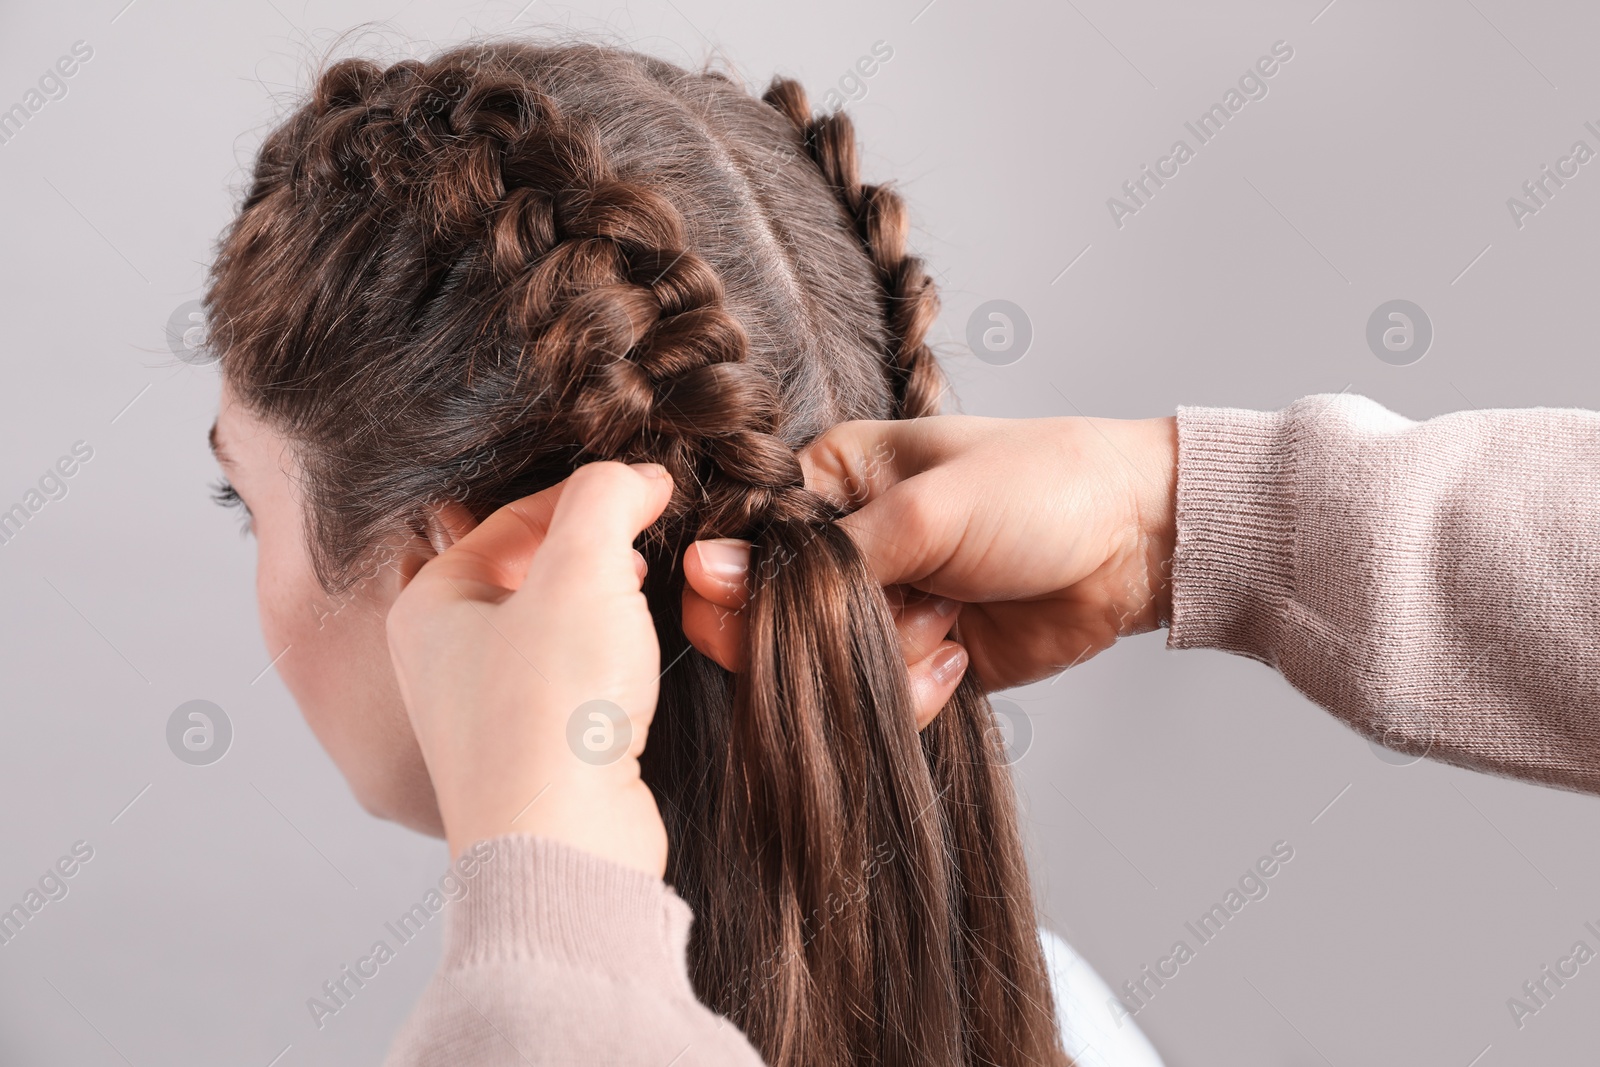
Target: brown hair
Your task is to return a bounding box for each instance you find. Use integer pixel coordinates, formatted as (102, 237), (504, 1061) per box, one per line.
(207, 40), (1067, 1066)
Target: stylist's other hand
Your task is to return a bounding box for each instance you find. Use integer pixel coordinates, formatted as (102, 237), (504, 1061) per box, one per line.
(387, 462), (674, 876)
(682, 416), (1176, 723)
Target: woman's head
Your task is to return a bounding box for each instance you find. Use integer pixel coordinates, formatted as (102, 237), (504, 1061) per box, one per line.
(207, 40), (1065, 1066)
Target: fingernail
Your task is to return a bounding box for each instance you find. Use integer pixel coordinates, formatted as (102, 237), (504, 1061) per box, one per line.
(695, 538), (750, 581)
(929, 596), (958, 618)
(931, 643), (967, 686)
(634, 463), (669, 480)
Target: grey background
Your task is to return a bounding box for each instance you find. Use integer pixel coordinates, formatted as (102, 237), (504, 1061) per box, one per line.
(1, 0), (1596, 1063)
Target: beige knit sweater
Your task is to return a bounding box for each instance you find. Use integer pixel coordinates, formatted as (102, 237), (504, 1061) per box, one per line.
(385, 393), (1600, 1065)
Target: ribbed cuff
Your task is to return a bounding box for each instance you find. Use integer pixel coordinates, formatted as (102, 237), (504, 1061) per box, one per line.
(441, 835), (696, 995)
(1166, 403), (1298, 663)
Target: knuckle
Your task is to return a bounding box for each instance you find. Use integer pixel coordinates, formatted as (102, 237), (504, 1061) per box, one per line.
(894, 486), (937, 542)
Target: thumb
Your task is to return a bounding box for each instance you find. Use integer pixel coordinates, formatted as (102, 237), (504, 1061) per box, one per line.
(799, 419), (948, 588)
(534, 462), (674, 589)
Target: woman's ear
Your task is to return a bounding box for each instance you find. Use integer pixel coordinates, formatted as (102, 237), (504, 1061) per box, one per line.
(423, 500), (480, 556)
(396, 501), (481, 585)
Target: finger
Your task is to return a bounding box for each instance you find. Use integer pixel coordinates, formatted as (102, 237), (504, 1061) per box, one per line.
(683, 539), (752, 610)
(412, 481), (568, 602)
(682, 577), (956, 681)
(685, 518), (955, 612)
(534, 462), (673, 590)
(681, 586), (745, 671)
(829, 477), (960, 590)
(799, 422), (959, 589)
(798, 419), (921, 511)
(890, 590), (962, 663)
(906, 640), (967, 730)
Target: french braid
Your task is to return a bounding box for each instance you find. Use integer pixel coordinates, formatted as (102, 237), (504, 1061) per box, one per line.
(333, 55), (825, 539)
(209, 41), (1069, 1067)
(761, 79), (947, 420)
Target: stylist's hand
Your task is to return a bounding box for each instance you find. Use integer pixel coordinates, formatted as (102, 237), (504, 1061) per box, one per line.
(682, 416), (1177, 725)
(387, 462), (674, 876)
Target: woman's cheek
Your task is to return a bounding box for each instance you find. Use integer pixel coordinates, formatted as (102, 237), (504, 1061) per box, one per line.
(253, 534), (329, 706)
(251, 531), (441, 832)
(250, 520), (376, 777)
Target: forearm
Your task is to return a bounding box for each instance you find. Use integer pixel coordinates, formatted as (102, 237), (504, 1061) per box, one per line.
(1166, 393), (1600, 794)
(385, 835), (764, 1067)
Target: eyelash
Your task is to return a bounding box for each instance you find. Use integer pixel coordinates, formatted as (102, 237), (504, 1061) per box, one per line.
(211, 478), (254, 535)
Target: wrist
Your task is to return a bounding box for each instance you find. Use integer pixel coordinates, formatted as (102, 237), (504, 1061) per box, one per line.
(442, 766), (667, 879)
(1123, 415), (1178, 631)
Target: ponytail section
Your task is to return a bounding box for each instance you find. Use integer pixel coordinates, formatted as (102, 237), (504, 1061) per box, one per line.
(738, 517), (956, 1064)
(673, 501), (1069, 1066)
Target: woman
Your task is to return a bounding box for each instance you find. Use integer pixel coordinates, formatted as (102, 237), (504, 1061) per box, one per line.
(205, 38), (1165, 1066)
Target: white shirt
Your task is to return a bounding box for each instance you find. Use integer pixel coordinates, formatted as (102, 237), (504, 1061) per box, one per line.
(1041, 927), (1166, 1067)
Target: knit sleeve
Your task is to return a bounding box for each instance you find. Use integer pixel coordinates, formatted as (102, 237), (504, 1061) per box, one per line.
(383, 834), (765, 1067)
(1167, 392), (1600, 794)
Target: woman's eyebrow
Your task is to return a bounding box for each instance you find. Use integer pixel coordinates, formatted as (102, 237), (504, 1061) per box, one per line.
(208, 421), (234, 468)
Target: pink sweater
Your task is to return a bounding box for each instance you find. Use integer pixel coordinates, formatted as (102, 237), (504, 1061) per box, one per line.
(385, 393), (1600, 1065)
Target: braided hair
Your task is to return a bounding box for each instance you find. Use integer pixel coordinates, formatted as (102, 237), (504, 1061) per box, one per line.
(760, 79), (946, 422)
(208, 41), (1069, 1067)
